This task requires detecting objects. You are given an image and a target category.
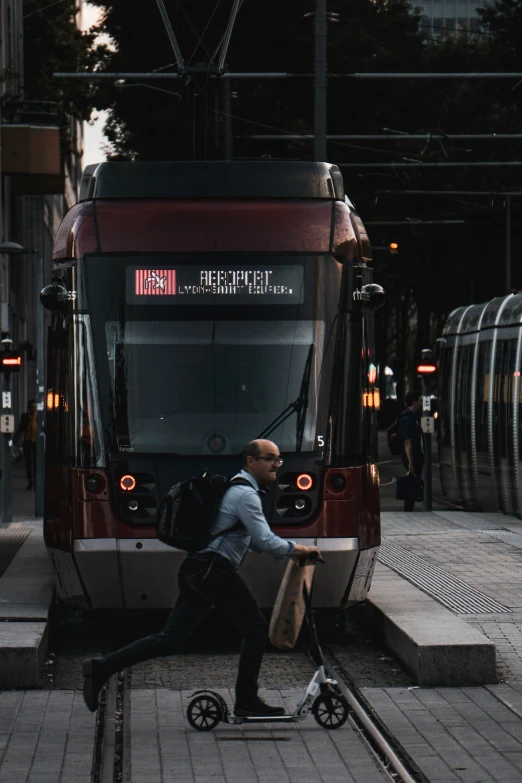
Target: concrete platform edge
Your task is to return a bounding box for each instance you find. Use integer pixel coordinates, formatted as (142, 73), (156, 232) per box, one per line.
(357, 561), (497, 686)
(0, 525), (54, 688)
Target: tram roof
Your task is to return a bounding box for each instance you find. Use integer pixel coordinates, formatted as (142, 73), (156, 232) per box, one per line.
(443, 294), (522, 336)
(79, 161), (346, 203)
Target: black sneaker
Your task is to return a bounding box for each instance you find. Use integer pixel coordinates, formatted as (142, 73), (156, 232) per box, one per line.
(82, 659), (106, 712)
(234, 696), (285, 717)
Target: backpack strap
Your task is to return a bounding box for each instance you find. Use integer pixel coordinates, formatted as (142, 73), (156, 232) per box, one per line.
(209, 476), (260, 542)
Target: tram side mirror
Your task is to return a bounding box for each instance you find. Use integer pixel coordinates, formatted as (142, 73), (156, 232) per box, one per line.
(40, 284), (66, 310)
(361, 283), (386, 310)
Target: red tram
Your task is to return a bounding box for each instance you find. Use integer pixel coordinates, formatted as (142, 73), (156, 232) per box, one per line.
(41, 161), (382, 611)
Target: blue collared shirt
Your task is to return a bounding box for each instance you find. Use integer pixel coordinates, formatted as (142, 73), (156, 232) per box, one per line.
(201, 469), (296, 568)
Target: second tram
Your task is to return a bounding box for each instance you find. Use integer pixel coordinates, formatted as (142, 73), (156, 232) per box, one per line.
(440, 293), (522, 514)
(42, 161), (382, 609)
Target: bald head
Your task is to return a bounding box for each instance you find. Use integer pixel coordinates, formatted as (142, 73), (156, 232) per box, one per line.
(243, 439), (278, 465)
(243, 439), (282, 484)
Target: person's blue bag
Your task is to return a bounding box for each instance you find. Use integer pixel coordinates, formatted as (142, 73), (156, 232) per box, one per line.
(396, 474), (424, 501)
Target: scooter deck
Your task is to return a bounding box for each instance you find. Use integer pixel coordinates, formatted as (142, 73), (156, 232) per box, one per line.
(227, 714), (300, 724)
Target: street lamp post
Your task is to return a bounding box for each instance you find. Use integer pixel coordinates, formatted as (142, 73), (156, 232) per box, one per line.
(0, 242), (24, 524)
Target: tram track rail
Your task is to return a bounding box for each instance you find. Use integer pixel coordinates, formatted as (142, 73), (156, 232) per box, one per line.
(92, 671), (129, 783)
(322, 648), (428, 783)
(92, 647), (427, 783)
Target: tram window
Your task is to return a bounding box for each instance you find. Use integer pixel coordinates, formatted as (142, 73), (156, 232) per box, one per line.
(46, 317), (73, 465)
(475, 341), (491, 457)
(495, 339), (517, 461)
(46, 318), (102, 467)
(105, 320), (325, 454)
(454, 345), (473, 462)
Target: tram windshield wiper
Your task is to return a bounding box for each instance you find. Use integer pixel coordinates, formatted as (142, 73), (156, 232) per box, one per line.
(256, 345), (314, 450)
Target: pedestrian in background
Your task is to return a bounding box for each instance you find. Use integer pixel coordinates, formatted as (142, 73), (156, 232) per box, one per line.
(15, 399), (37, 490)
(399, 391), (424, 512)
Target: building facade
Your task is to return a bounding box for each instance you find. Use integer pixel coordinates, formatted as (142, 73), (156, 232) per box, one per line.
(419, 0), (483, 35)
(1, 0), (82, 465)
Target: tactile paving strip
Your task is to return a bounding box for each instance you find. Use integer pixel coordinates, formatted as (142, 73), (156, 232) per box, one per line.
(378, 537), (511, 614)
(0, 527), (30, 580)
(435, 510), (522, 550)
(434, 510), (506, 530)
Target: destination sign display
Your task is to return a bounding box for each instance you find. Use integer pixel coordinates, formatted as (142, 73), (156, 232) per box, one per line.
(127, 265), (304, 305)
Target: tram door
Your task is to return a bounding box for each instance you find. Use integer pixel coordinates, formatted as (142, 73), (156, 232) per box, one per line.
(492, 336), (518, 514)
(454, 340), (475, 504)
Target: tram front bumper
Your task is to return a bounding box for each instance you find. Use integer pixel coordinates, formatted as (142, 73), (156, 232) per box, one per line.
(49, 538), (378, 610)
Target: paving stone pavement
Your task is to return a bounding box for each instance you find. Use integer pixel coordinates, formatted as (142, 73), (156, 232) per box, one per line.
(381, 511), (522, 684)
(127, 688), (388, 783)
(362, 684), (522, 783)
(0, 689), (95, 783)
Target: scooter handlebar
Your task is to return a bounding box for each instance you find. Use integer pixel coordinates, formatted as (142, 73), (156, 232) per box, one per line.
(297, 552), (325, 566)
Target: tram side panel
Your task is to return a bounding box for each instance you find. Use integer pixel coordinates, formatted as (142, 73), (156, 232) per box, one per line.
(474, 336), (495, 512)
(491, 333), (519, 515)
(454, 339), (476, 506)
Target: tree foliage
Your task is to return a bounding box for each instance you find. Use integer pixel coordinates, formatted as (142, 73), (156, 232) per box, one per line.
(68, 1), (522, 393)
(23, 0), (109, 146)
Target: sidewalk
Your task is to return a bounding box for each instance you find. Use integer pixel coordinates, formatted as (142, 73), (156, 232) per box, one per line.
(2, 489), (522, 780)
(352, 509), (522, 783)
(0, 459), (53, 689)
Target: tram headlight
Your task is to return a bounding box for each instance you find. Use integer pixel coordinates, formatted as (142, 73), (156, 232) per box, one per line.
(120, 474), (136, 491)
(127, 499), (139, 512)
(294, 497), (307, 511)
(296, 473), (313, 491)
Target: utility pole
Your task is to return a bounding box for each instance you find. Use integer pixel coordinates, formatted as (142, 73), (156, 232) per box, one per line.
(221, 72), (232, 161)
(417, 350), (437, 513)
(35, 256), (44, 517)
(0, 346), (12, 525)
(506, 195), (512, 293)
(314, 0), (327, 162)
(192, 65), (209, 161)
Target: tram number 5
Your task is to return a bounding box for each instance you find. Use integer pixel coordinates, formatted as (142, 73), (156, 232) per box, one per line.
(317, 435), (325, 447)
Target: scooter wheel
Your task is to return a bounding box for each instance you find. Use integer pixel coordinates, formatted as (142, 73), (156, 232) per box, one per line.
(187, 694), (223, 731)
(312, 693), (348, 730)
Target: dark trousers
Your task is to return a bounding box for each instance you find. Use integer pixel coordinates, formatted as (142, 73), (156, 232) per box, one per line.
(99, 553), (268, 704)
(401, 457), (424, 512)
(23, 442), (36, 486)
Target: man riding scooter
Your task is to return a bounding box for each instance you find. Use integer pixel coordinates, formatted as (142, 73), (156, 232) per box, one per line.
(83, 439), (321, 717)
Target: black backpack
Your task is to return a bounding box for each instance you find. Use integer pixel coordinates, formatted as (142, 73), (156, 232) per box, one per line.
(387, 417), (403, 456)
(156, 472), (254, 552)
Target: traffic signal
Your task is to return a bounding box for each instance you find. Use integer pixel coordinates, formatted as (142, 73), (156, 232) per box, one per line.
(416, 349), (436, 377)
(0, 351), (22, 373)
(389, 242), (399, 255)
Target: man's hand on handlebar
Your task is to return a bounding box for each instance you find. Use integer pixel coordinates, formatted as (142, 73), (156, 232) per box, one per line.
(292, 544), (324, 563)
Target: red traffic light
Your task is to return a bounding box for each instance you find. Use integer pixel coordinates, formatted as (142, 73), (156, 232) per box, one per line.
(0, 352), (22, 372)
(417, 363), (436, 374)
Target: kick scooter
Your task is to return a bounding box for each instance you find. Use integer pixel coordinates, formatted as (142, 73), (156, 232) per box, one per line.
(186, 556), (349, 731)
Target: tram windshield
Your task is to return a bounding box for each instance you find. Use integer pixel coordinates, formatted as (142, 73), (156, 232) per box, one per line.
(85, 254), (341, 456)
(105, 320), (321, 453)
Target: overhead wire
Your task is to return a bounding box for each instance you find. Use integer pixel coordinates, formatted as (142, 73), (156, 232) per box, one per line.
(206, 106), (479, 162)
(24, 0), (70, 18)
(173, 0), (212, 60)
(188, 0), (223, 66)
